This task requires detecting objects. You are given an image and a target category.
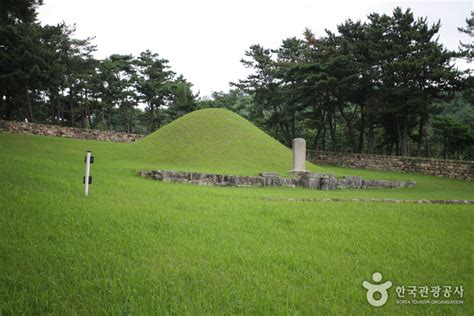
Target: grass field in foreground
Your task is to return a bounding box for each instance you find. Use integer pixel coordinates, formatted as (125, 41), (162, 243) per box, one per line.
(0, 132), (473, 314)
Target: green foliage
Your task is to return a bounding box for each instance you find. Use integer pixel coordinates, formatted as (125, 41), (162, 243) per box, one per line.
(165, 76), (197, 123)
(235, 7), (462, 158)
(197, 89), (254, 120)
(0, 0), (42, 24)
(427, 94), (474, 159)
(432, 116), (474, 159)
(0, 2), (197, 133)
(0, 3), (472, 161)
(458, 11), (474, 61)
(134, 50), (175, 132)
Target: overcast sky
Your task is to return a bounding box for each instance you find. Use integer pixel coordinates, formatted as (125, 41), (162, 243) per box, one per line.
(38, 0), (472, 97)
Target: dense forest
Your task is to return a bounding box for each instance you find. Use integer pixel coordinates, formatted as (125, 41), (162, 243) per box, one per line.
(1, 1), (473, 159)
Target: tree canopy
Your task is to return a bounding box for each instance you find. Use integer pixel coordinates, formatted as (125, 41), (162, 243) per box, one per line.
(1, 3), (472, 159)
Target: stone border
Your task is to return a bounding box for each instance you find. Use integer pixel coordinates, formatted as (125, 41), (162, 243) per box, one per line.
(0, 120), (144, 143)
(139, 170), (416, 191)
(267, 197), (474, 205)
(307, 150), (473, 181)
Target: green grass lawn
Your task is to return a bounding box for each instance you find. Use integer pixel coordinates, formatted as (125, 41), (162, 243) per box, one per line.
(0, 126), (473, 314)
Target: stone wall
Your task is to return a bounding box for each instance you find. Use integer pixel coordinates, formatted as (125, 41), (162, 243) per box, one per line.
(139, 170), (416, 191)
(307, 151), (474, 181)
(0, 120), (144, 143)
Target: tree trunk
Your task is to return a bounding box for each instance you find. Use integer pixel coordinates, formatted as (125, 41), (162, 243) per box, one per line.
(18, 104), (25, 121)
(149, 103), (155, 133)
(291, 111), (296, 140)
(156, 108), (161, 130)
(58, 90), (64, 125)
(122, 104), (129, 133)
(403, 116), (410, 156)
(337, 101), (357, 153)
(396, 118), (402, 155)
(80, 90), (85, 129)
(100, 103), (106, 130)
(4, 96), (14, 120)
(443, 136), (448, 159)
(69, 88), (75, 127)
(329, 112), (337, 151)
(396, 116), (410, 157)
(107, 108), (112, 130)
(416, 114), (426, 156)
(386, 142), (393, 155)
(312, 109), (325, 150)
(321, 122), (327, 151)
(85, 90), (92, 129)
(425, 133), (431, 158)
(279, 121), (292, 147)
(358, 104), (365, 153)
(129, 106), (133, 133)
(312, 123), (322, 151)
(50, 92), (55, 124)
(367, 115), (374, 154)
(25, 89), (34, 122)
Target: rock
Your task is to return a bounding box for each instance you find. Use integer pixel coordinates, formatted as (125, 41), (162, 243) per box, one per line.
(260, 172), (279, 177)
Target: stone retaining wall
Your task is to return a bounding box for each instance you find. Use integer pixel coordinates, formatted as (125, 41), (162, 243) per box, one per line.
(139, 170), (416, 191)
(307, 151), (473, 181)
(0, 120), (144, 143)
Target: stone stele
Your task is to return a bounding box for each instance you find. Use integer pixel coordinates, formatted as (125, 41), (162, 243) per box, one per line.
(292, 138), (307, 173)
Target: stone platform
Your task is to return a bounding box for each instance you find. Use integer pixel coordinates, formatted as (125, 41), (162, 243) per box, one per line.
(139, 170), (416, 191)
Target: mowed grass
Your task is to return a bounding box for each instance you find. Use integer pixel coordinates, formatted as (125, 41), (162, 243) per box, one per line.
(0, 132), (473, 314)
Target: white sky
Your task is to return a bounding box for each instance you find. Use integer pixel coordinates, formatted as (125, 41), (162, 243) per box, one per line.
(38, 0), (472, 97)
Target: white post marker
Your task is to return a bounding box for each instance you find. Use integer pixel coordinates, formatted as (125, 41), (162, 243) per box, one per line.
(84, 151), (93, 196)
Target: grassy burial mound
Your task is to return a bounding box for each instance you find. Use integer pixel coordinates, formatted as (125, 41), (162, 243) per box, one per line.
(130, 108), (322, 175)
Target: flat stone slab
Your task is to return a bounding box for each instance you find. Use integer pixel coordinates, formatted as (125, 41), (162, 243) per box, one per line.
(268, 197), (474, 205)
(259, 172), (279, 177)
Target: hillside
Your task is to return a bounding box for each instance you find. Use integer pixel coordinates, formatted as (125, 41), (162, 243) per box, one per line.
(129, 108), (321, 175)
